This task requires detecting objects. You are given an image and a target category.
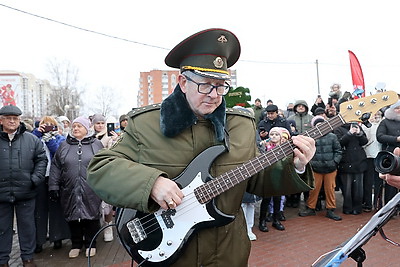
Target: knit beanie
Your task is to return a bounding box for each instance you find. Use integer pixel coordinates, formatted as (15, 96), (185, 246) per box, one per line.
(314, 107), (325, 116)
(72, 116), (91, 133)
(91, 114), (106, 125)
(58, 115), (70, 123)
(311, 115), (325, 127)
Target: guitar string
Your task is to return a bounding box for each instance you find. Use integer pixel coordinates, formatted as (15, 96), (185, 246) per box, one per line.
(132, 114), (348, 237)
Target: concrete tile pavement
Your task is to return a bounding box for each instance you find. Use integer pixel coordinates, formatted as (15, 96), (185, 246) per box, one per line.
(10, 193), (400, 266)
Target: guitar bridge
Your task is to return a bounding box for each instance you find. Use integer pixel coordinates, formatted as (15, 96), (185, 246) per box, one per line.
(126, 218), (147, 243)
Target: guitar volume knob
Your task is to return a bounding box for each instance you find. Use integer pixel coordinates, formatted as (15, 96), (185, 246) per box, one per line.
(167, 240), (173, 246)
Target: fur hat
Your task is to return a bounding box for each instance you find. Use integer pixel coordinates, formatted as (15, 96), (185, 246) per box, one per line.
(72, 116), (91, 133)
(384, 100), (400, 120)
(311, 115), (325, 127)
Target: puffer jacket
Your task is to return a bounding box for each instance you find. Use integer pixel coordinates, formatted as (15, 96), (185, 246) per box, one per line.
(0, 123), (47, 202)
(376, 107), (400, 152)
(49, 134), (103, 221)
(310, 132), (342, 174)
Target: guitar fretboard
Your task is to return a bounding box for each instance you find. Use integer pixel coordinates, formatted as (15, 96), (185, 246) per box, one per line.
(194, 114), (346, 204)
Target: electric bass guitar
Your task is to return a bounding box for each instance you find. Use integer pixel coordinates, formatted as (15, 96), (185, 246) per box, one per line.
(115, 91), (398, 266)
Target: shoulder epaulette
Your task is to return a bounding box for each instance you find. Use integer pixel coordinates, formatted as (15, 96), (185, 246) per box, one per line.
(226, 107), (255, 119)
(128, 103), (161, 118)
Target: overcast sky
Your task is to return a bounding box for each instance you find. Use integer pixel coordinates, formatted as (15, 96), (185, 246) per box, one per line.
(1, 0), (400, 115)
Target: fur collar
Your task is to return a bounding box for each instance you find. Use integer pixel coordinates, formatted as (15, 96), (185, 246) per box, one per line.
(160, 85), (226, 141)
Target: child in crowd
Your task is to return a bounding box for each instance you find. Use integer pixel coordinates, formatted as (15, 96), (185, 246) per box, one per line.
(258, 127), (290, 232)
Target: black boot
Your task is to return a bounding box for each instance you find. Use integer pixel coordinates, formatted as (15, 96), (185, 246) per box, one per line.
(258, 197), (270, 232)
(34, 244), (43, 254)
(299, 207), (316, 217)
(265, 212), (272, 222)
(53, 240), (62, 249)
(258, 218), (269, 232)
(326, 209), (342, 221)
(278, 211), (286, 221)
(272, 216), (285, 231)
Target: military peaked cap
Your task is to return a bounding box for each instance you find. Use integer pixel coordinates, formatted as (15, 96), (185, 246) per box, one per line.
(165, 28), (241, 80)
(0, 105), (22, 116)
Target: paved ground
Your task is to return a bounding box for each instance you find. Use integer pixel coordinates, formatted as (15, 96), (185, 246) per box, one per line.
(10, 192), (400, 266)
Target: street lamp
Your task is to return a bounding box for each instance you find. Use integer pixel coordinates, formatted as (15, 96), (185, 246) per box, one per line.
(64, 104), (80, 119)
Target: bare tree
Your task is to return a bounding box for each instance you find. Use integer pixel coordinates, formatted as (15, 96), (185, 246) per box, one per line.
(46, 58), (82, 119)
(87, 86), (120, 118)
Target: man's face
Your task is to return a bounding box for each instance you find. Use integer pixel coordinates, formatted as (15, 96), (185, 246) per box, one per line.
(0, 115), (20, 133)
(296, 104), (306, 113)
(179, 74), (224, 119)
(266, 111), (278, 120)
(255, 100), (261, 107)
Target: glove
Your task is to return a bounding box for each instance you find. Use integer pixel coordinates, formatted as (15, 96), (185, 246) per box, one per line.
(49, 190), (60, 202)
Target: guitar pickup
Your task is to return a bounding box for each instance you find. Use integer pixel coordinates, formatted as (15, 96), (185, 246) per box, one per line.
(126, 218), (146, 243)
(161, 209), (176, 229)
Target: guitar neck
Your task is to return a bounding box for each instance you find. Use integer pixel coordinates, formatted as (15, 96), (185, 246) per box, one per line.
(195, 115), (345, 204)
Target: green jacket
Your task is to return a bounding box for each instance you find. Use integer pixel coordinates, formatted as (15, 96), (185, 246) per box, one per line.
(88, 90), (313, 266)
(252, 104), (263, 125)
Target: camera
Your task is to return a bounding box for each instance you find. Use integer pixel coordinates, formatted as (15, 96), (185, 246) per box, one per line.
(375, 151), (400, 176)
(259, 126), (265, 132)
(43, 125), (58, 133)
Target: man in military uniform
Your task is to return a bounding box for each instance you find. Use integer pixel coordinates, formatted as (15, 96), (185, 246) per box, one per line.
(87, 28), (315, 266)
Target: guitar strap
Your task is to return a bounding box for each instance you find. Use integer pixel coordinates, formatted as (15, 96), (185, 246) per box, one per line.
(223, 127), (230, 152)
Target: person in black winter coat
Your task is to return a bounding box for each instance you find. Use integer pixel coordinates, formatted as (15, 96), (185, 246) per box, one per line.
(258, 104), (292, 140)
(334, 122), (368, 215)
(376, 100), (400, 204)
(0, 105), (48, 267)
(49, 116), (104, 259)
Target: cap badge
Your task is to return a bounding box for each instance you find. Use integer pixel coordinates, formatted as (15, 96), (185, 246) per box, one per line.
(213, 57), (224, 68)
(217, 35), (228, 43)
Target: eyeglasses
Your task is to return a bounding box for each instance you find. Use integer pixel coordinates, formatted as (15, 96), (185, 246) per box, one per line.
(1, 116), (20, 121)
(184, 75), (230, 96)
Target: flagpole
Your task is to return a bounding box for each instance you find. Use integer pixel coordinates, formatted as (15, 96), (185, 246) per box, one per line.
(315, 59), (320, 95)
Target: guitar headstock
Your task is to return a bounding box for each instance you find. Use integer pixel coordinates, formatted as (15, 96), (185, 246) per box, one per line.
(339, 91), (398, 123)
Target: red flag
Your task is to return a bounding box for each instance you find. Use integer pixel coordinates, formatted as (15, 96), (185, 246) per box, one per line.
(348, 50), (365, 98)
